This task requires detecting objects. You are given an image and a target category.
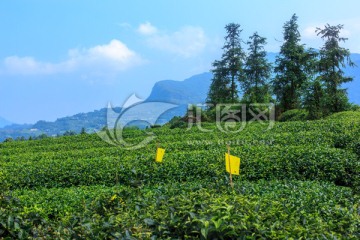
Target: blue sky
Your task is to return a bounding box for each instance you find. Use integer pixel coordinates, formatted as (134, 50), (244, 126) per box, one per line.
(1, 0), (360, 123)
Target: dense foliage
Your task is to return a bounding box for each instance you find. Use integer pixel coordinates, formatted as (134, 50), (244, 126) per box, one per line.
(1, 112), (360, 238)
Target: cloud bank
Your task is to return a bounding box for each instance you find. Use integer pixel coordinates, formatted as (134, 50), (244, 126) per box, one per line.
(0, 40), (143, 76)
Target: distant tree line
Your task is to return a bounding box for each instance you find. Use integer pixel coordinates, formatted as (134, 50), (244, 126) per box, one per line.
(207, 14), (357, 119)
(2, 127), (87, 143)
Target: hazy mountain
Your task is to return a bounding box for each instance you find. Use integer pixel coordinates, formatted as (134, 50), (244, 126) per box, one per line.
(30, 108), (121, 134)
(146, 72), (212, 104)
(0, 117), (12, 128)
(0, 73), (212, 141)
(144, 72), (213, 123)
(0, 109), (119, 141)
(344, 53), (360, 104)
(31, 73), (213, 133)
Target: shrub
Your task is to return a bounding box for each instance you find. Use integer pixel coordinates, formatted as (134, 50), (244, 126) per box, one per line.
(326, 111), (360, 121)
(168, 116), (187, 129)
(4, 138), (13, 142)
(278, 109), (309, 122)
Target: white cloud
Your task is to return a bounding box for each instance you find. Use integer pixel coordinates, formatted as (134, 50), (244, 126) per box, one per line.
(68, 39), (143, 71)
(1, 39), (143, 76)
(3, 56), (57, 75)
(302, 26), (318, 39)
(137, 22), (157, 35)
(139, 23), (207, 58)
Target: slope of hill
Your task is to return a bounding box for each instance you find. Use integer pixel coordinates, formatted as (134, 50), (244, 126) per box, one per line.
(0, 108), (123, 141)
(146, 72), (212, 104)
(1, 112), (359, 238)
(31, 108), (121, 134)
(0, 73), (213, 141)
(0, 116), (12, 128)
(144, 72), (213, 125)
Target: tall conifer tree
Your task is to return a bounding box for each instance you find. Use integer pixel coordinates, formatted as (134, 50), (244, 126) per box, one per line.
(243, 32), (272, 104)
(316, 24), (355, 113)
(273, 14), (311, 112)
(207, 23), (245, 105)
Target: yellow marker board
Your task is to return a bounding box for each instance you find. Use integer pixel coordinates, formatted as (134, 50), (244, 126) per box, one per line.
(156, 148), (165, 162)
(225, 153), (240, 175)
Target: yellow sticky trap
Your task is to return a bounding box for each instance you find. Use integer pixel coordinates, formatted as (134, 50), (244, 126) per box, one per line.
(156, 148), (165, 162)
(225, 153), (240, 175)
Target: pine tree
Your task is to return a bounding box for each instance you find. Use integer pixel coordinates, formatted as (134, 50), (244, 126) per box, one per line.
(316, 24), (355, 113)
(207, 23), (245, 105)
(207, 60), (232, 105)
(242, 32), (272, 104)
(273, 14), (313, 112)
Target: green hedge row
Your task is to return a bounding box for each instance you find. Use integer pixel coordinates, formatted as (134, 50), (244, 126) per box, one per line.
(2, 180), (359, 239)
(2, 145), (359, 191)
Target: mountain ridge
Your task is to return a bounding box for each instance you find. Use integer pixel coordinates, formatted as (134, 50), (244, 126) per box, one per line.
(145, 72), (212, 104)
(0, 116), (12, 128)
(0, 73), (211, 141)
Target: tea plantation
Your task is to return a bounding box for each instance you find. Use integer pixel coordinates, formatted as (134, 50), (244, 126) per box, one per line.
(1, 111), (360, 239)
